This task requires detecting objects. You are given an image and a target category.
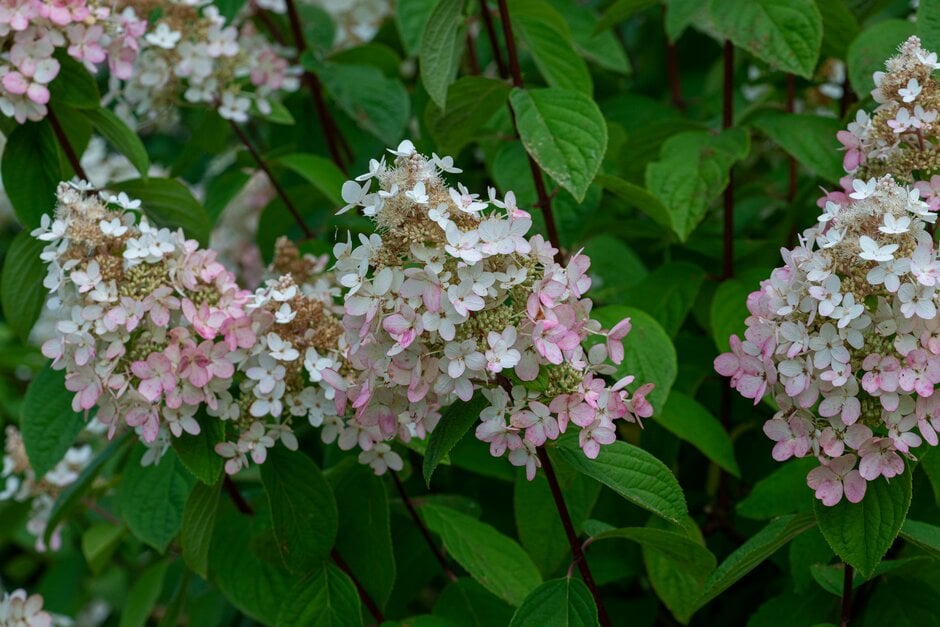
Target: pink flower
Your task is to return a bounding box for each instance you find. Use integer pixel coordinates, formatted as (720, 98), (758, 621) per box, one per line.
(511, 402), (558, 447)
(131, 353), (177, 402)
(125, 405), (160, 443)
(606, 318), (631, 365)
(475, 419), (520, 457)
(65, 368), (101, 411)
(550, 393), (594, 431)
(762, 414), (810, 461)
(579, 417), (616, 459)
(807, 454), (867, 506)
(857, 437), (905, 480)
(836, 130), (863, 172)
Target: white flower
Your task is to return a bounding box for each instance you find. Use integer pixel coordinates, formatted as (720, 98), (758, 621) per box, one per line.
(849, 178), (876, 200)
(817, 228), (845, 249)
(272, 284), (297, 301)
(858, 235), (898, 262)
(105, 191), (141, 210)
(388, 140), (415, 157)
(275, 303), (296, 323)
(266, 333), (299, 361)
(355, 158), (385, 181)
(405, 181), (429, 204)
(918, 50), (940, 69)
(218, 91), (250, 122)
(485, 326), (521, 373)
(338, 180), (369, 214)
(100, 218), (128, 237)
(818, 201), (841, 223)
(879, 214), (911, 234)
(444, 222), (482, 263)
(432, 152), (462, 173)
(443, 339), (486, 378)
(428, 203), (451, 227)
(899, 78), (922, 102)
(358, 442), (403, 475)
(145, 23), (182, 49)
(898, 283), (938, 319)
(31, 214), (67, 241)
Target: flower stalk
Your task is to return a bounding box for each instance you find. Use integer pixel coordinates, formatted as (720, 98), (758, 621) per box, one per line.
(47, 107), (89, 183)
(390, 471), (458, 582)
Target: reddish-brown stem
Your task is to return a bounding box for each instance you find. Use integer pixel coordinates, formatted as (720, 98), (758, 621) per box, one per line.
(223, 476), (254, 515)
(722, 40), (734, 280)
(390, 471), (458, 582)
(839, 76), (855, 120)
(536, 448), (611, 627)
(496, 0), (562, 256)
(283, 0), (349, 173)
(254, 7), (286, 45)
(663, 7), (685, 111)
(47, 108), (89, 182)
(332, 548), (385, 623)
(466, 29), (481, 75)
(477, 0), (509, 79)
(785, 74), (797, 204)
(227, 118), (314, 239)
(840, 564), (853, 627)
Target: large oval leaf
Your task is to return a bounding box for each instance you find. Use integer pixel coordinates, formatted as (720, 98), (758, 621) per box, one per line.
(1, 121), (61, 227)
(508, 578), (598, 627)
(3, 231), (49, 342)
(277, 562), (362, 627)
(656, 392), (739, 477)
(419, 0), (465, 109)
(118, 447), (195, 552)
(21, 365), (87, 478)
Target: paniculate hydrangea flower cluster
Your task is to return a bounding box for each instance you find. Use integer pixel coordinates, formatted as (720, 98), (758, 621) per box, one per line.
(836, 35), (940, 192)
(1, 426), (93, 552)
(113, 0), (299, 126)
(0, 588), (51, 627)
(0, 0), (147, 122)
(715, 175), (940, 505)
(332, 142), (654, 479)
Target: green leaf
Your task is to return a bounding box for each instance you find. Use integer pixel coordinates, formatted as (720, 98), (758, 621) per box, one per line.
(419, 0), (465, 109)
(425, 76), (511, 156)
(118, 447), (194, 552)
(514, 6), (593, 94)
(591, 527), (716, 580)
(21, 365), (87, 478)
(595, 0), (659, 32)
(737, 458), (817, 519)
(555, 438), (687, 523)
(180, 480), (222, 579)
(709, 278), (751, 353)
(920, 0), (940, 62)
(421, 503), (542, 606)
(2, 232), (48, 342)
(119, 561), (170, 627)
(514, 454), (599, 576)
(509, 88), (607, 203)
(508, 578), (598, 627)
(277, 152), (345, 206)
(252, 98), (295, 125)
(847, 20), (916, 95)
(919, 448), (940, 506)
(78, 107), (150, 177)
(694, 512), (816, 610)
(110, 178), (211, 246)
(49, 51), (100, 109)
(595, 174), (672, 232)
(656, 392), (739, 476)
(664, 0), (706, 42)
(645, 128), (749, 242)
(622, 262), (705, 338)
(590, 306), (677, 410)
(640, 516), (712, 622)
(396, 0), (438, 55)
(814, 467), (912, 577)
(328, 460), (396, 609)
(81, 522), (126, 575)
(44, 432), (131, 546)
(277, 562), (363, 627)
(548, 0), (630, 74)
(709, 0), (823, 78)
(1, 121), (61, 228)
(204, 169), (251, 224)
(752, 112), (844, 184)
(433, 578), (515, 626)
(171, 416), (224, 485)
(581, 235), (647, 303)
(425, 393), (488, 486)
(260, 447), (338, 573)
(817, 0), (860, 61)
(747, 588), (837, 627)
(315, 61), (411, 145)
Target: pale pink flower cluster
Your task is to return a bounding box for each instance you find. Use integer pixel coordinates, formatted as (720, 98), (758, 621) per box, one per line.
(0, 588), (51, 627)
(716, 176), (940, 505)
(115, 2), (300, 125)
(331, 142), (654, 478)
(0, 0), (146, 122)
(1, 426), (93, 552)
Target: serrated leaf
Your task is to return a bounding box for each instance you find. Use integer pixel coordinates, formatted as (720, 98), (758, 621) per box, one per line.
(277, 562), (363, 627)
(425, 76), (511, 155)
(204, 169), (251, 223)
(591, 527), (716, 580)
(508, 578), (598, 627)
(510, 88), (607, 203)
(110, 178), (211, 246)
(514, 6), (593, 94)
(595, 174), (672, 232)
(425, 393), (488, 486)
(49, 51), (100, 109)
(328, 460), (396, 609)
(260, 447), (338, 573)
(752, 112), (844, 184)
(548, 0), (630, 74)
(2, 231), (48, 342)
(118, 447), (194, 552)
(922, 0), (940, 55)
(847, 20), (916, 95)
(119, 561), (169, 627)
(642, 516), (709, 623)
(1, 120), (61, 228)
(623, 262), (705, 337)
(433, 578), (515, 627)
(694, 512), (816, 611)
(555, 438), (687, 523)
(180, 480), (222, 579)
(645, 128), (749, 242)
(737, 458), (817, 519)
(421, 503), (542, 606)
(419, 0), (465, 108)
(277, 152), (345, 206)
(664, 0), (705, 42)
(709, 278), (751, 353)
(21, 365), (87, 478)
(78, 107), (150, 177)
(814, 468), (912, 577)
(709, 0), (823, 79)
(590, 306), (677, 410)
(171, 416), (224, 485)
(595, 0), (659, 32)
(396, 0), (438, 55)
(655, 392), (739, 476)
(315, 61), (410, 145)
(81, 523), (126, 575)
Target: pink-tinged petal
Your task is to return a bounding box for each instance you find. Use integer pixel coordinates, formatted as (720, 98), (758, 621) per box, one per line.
(762, 419), (791, 442)
(843, 471), (867, 503)
(138, 378), (163, 402)
(382, 314), (411, 335)
(714, 353), (740, 376)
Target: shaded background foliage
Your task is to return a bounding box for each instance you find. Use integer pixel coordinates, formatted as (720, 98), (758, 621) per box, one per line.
(4, 0), (940, 625)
